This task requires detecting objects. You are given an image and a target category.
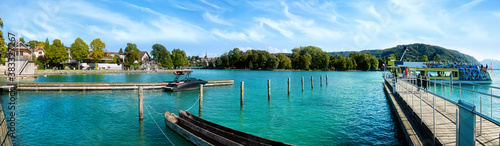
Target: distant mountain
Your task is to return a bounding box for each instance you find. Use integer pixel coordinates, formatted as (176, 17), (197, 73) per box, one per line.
(480, 59), (500, 69)
(329, 43), (480, 64)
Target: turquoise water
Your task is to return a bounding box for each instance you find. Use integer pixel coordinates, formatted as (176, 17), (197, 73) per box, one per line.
(1, 70), (405, 145)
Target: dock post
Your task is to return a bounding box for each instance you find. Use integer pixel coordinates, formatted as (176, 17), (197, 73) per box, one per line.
(473, 85), (475, 105)
(139, 86), (143, 121)
(326, 75), (328, 85)
(459, 83), (462, 100)
(268, 80), (271, 101)
(288, 78), (290, 95)
(320, 75), (323, 87)
(311, 76), (313, 89)
(301, 77), (304, 91)
(240, 81), (244, 106)
(199, 84), (203, 117)
(480, 95), (482, 135)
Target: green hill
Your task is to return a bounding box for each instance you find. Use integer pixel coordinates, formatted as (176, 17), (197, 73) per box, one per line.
(329, 43), (480, 64)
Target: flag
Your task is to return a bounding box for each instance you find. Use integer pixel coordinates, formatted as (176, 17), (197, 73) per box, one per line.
(406, 47), (409, 52)
(491, 63), (493, 72)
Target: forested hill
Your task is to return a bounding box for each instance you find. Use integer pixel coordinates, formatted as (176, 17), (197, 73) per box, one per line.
(329, 43), (480, 64)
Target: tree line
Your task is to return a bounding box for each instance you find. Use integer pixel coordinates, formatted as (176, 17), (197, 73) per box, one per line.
(214, 46), (380, 71)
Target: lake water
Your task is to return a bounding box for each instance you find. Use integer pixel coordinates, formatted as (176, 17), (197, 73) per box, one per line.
(4, 69), (466, 145)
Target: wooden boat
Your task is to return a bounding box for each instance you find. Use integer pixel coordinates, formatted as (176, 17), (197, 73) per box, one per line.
(165, 110), (294, 146)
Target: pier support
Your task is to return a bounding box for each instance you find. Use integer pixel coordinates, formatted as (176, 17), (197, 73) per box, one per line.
(240, 81), (244, 106)
(288, 78), (290, 95)
(311, 76), (313, 89)
(301, 77), (304, 91)
(320, 75), (323, 87)
(199, 84), (203, 117)
(268, 80), (271, 101)
(326, 75), (328, 85)
(139, 86), (143, 121)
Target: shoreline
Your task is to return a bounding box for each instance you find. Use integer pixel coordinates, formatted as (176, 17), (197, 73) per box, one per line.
(34, 69), (191, 75)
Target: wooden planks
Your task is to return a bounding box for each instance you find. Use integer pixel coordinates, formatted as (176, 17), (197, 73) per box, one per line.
(6, 80), (234, 91)
(391, 79), (500, 146)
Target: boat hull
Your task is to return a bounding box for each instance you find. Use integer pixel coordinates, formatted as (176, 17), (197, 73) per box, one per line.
(164, 80), (208, 92)
(164, 112), (213, 146)
(164, 110), (294, 146)
(431, 79), (492, 84)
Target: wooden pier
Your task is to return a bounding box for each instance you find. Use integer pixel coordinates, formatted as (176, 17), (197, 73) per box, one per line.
(384, 77), (500, 145)
(0, 80), (233, 91)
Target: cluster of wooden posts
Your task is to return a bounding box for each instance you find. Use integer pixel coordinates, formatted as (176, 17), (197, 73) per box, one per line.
(138, 75), (329, 120)
(240, 75), (329, 107)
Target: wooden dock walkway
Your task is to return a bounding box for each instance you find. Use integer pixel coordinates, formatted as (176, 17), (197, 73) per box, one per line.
(0, 80), (234, 91)
(387, 78), (500, 145)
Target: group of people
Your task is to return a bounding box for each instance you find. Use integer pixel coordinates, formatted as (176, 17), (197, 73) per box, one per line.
(416, 74), (428, 91)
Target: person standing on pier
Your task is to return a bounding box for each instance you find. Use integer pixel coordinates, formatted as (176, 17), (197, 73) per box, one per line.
(417, 74), (421, 91)
(423, 75), (428, 90)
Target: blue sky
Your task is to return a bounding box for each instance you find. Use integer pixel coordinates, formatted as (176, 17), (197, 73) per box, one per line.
(1, 0), (500, 61)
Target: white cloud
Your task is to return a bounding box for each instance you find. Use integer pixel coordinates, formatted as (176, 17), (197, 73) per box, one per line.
(200, 0), (220, 9)
(203, 12), (232, 26)
(211, 29), (247, 41)
(267, 47), (289, 53)
(5, 0), (208, 48)
(210, 28), (264, 42)
(254, 1), (343, 40)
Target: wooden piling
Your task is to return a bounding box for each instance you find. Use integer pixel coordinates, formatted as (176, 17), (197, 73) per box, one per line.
(311, 76), (313, 89)
(268, 80), (271, 101)
(199, 84), (203, 116)
(240, 81), (244, 106)
(288, 78), (290, 95)
(320, 75), (323, 87)
(139, 86), (143, 121)
(301, 77), (304, 91)
(326, 75), (328, 85)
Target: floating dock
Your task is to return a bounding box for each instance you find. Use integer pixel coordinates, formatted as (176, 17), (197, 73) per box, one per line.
(0, 80), (233, 91)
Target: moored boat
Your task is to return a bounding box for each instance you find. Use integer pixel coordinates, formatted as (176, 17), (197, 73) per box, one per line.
(387, 61), (492, 84)
(163, 71), (208, 91)
(165, 110), (294, 146)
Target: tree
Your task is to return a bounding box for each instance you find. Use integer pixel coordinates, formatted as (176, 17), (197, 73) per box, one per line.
(19, 37), (25, 44)
(0, 17), (6, 65)
(70, 37), (89, 69)
(28, 40), (38, 49)
(124, 43), (140, 67)
(151, 44), (173, 69)
(369, 56), (379, 70)
(267, 55), (279, 69)
(389, 54), (398, 61)
(172, 48), (188, 68)
(276, 54), (291, 69)
(35, 56), (48, 69)
(113, 54), (121, 65)
(433, 54), (441, 62)
(420, 55), (429, 62)
(90, 38), (106, 67)
(45, 39), (69, 67)
(119, 48), (123, 53)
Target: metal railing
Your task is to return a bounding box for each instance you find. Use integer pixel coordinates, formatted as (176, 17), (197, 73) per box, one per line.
(384, 73), (500, 145)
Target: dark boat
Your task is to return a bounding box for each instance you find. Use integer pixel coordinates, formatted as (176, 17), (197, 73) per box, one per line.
(165, 110), (294, 146)
(163, 71), (207, 92)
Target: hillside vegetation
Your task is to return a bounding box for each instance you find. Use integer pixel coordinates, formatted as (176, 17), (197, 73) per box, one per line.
(330, 43), (480, 64)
